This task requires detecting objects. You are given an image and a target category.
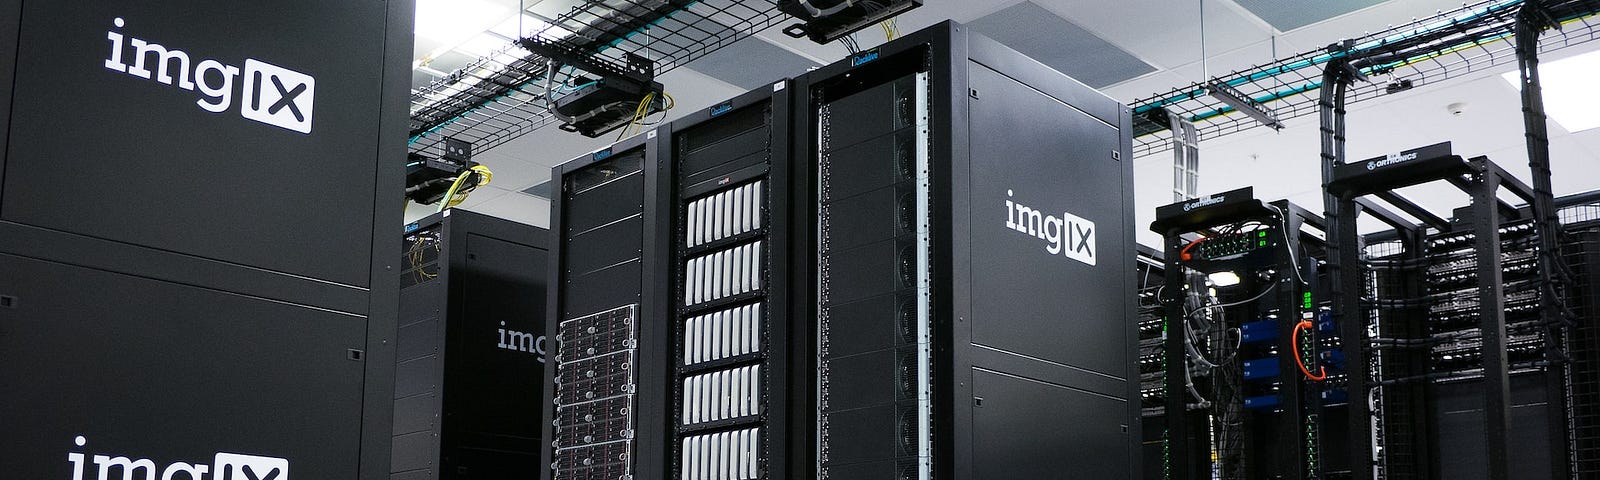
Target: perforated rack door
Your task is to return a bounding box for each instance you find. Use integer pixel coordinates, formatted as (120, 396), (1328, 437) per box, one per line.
(814, 71), (933, 480)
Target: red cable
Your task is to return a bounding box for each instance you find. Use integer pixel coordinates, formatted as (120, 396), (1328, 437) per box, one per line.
(1293, 320), (1328, 381)
(1179, 237), (1206, 261)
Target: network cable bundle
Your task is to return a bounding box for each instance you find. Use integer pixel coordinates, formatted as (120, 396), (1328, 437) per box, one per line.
(393, 210), (549, 479)
(1150, 188), (1354, 480)
(540, 21), (1140, 480)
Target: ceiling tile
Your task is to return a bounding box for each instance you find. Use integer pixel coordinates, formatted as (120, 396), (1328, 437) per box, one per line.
(1034, 0), (1271, 70)
(968, 1), (1156, 88)
(522, 180), (554, 200)
(1276, 0), (1470, 51)
(1166, 36), (1302, 84)
(1102, 70), (1187, 104)
(463, 193), (552, 229)
(685, 36), (820, 91)
(474, 152), (553, 191)
(1232, 0), (1389, 32)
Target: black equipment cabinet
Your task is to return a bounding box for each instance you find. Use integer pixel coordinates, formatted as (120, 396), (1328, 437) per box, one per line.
(1150, 189), (1361, 480)
(542, 132), (668, 480)
(393, 210), (549, 480)
(0, 1), (412, 478)
(795, 22), (1138, 480)
(540, 21), (1138, 480)
(663, 82), (796, 480)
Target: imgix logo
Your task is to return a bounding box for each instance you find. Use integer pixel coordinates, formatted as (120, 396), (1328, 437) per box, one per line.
(104, 17), (315, 134)
(66, 436), (287, 480)
(497, 321), (549, 363)
(1367, 151), (1418, 170)
(1004, 190), (1096, 266)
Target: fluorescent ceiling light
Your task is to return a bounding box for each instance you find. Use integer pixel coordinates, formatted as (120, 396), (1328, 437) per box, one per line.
(1502, 48), (1600, 133)
(416, 0), (512, 50)
(1208, 271), (1242, 287)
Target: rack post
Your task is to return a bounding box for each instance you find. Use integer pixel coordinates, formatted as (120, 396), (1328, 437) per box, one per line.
(1470, 168), (1513, 480)
(1162, 233), (1205, 480)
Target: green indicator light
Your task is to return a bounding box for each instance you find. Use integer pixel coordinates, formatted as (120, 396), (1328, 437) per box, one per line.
(1259, 231), (1268, 237)
(1260, 240), (1267, 247)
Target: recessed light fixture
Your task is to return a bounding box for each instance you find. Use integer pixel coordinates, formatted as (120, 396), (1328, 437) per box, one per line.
(1502, 48), (1600, 133)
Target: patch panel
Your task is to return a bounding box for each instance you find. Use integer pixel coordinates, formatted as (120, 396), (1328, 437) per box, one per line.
(1184, 229), (1278, 262)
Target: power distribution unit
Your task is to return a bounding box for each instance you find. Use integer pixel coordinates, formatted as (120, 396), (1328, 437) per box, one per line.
(0, 0), (412, 479)
(394, 210), (550, 480)
(541, 21), (1139, 480)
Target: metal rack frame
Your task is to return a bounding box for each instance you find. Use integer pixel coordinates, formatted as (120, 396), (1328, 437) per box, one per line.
(1325, 146), (1548, 480)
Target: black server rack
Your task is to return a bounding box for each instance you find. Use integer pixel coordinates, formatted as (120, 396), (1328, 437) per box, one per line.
(541, 21), (1139, 480)
(393, 210), (550, 480)
(541, 81), (796, 480)
(1151, 189), (1361, 480)
(1325, 143), (1572, 480)
(797, 23), (1138, 479)
(542, 132), (670, 480)
(1561, 199), (1600, 479)
(1420, 220), (1560, 480)
(1358, 190), (1600, 480)
(0, 1), (411, 479)
(662, 82), (796, 480)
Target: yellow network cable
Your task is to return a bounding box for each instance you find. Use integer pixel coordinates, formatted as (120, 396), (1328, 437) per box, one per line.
(618, 92), (655, 141)
(617, 91), (676, 141)
(436, 165), (494, 213)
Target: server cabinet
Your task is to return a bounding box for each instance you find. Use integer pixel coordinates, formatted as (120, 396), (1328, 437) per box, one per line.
(0, 1), (412, 478)
(541, 21), (1137, 480)
(393, 209), (549, 480)
(542, 80), (796, 480)
(795, 22), (1137, 479)
(1150, 191), (1357, 480)
(663, 82), (796, 480)
(542, 132), (671, 480)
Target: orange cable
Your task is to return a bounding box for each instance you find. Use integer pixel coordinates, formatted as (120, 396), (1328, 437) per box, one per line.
(1293, 320), (1327, 381)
